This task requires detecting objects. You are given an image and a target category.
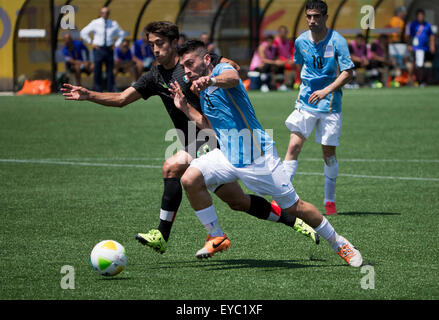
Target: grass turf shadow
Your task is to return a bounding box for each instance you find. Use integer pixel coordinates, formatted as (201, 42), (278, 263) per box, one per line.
(337, 211), (401, 216)
(149, 258), (343, 272)
(99, 276), (132, 281)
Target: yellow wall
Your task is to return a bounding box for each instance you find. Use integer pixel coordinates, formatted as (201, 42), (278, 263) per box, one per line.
(0, 0), (26, 79)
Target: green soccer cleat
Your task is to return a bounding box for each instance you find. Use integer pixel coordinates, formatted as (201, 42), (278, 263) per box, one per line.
(136, 229), (167, 254)
(293, 218), (320, 245)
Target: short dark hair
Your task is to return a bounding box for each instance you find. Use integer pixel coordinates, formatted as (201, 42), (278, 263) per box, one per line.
(265, 34), (275, 41)
(416, 8), (425, 16)
(144, 21), (179, 42)
(305, 0), (328, 16)
(177, 40), (208, 57)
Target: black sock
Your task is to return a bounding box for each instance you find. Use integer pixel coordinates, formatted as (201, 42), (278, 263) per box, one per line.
(158, 178), (182, 242)
(247, 195), (296, 227)
(248, 195), (271, 220)
(278, 210), (296, 228)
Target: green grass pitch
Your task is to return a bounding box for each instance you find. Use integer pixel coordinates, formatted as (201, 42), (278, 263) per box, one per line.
(0, 87), (438, 300)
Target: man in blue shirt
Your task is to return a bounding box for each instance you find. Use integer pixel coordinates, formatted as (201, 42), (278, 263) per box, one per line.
(283, 0), (354, 215)
(133, 31), (156, 75)
(170, 40), (362, 267)
(409, 8), (436, 85)
(62, 33), (92, 86)
(114, 39), (138, 84)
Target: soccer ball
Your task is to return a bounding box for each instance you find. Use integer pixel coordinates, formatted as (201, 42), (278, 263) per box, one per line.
(90, 240), (127, 276)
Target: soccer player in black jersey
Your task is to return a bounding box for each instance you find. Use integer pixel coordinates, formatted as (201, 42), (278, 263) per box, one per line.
(62, 21), (318, 254)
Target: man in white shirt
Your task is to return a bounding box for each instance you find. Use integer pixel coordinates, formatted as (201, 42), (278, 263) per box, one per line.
(80, 6), (125, 92)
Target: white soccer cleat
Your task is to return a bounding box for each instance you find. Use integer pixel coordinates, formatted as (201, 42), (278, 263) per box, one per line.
(260, 84), (270, 93)
(336, 236), (363, 267)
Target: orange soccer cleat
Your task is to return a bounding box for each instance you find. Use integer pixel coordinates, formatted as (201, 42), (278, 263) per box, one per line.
(195, 234), (231, 259)
(336, 236), (363, 267)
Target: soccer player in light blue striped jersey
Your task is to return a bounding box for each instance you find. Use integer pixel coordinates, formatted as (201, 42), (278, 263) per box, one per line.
(284, 0), (355, 215)
(169, 40), (362, 267)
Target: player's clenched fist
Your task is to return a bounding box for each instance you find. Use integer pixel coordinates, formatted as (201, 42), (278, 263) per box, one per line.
(192, 76), (211, 93)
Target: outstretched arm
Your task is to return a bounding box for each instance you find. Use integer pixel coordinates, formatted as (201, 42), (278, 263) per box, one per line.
(169, 81), (211, 130)
(61, 84), (141, 107)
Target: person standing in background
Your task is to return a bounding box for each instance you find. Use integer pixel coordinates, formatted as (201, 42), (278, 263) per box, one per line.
(80, 6), (125, 92)
(409, 8), (436, 86)
(283, 0), (354, 216)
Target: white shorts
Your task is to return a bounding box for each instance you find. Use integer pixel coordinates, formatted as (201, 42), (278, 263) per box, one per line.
(415, 49), (425, 68)
(189, 147), (299, 209)
(285, 108), (342, 146)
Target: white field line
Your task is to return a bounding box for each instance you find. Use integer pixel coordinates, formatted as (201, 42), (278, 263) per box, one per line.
(0, 158), (438, 182)
(0, 159), (161, 169)
(20, 157), (439, 164)
(302, 158), (439, 163)
(295, 171), (439, 182)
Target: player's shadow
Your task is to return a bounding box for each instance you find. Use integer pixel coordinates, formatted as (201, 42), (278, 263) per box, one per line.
(99, 277), (132, 281)
(337, 211), (401, 216)
(198, 259), (327, 272)
(152, 259), (340, 271)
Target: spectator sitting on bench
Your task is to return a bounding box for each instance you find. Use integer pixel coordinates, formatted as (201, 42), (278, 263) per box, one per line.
(349, 34), (370, 86)
(114, 39), (138, 85)
(249, 35), (285, 92)
(369, 34), (395, 87)
(133, 31), (156, 76)
(62, 33), (93, 86)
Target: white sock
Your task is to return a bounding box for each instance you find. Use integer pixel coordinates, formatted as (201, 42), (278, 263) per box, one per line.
(283, 160), (298, 181)
(314, 217), (343, 251)
(324, 176), (336, 204)
(324, 161), (338, 204)
(195, 205), (224, 237)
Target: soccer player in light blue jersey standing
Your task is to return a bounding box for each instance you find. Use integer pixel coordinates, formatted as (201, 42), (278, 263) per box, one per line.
(169, 40), (362, 267)
(283, 0), (355, 215)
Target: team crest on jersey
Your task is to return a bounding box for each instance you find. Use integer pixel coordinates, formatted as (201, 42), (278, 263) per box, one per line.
(183, 75), (190, 83)
(324, 44), (334, 58)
